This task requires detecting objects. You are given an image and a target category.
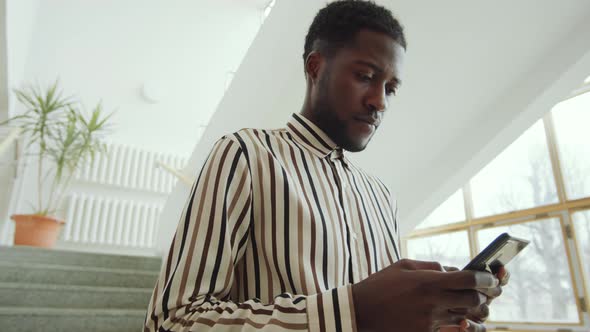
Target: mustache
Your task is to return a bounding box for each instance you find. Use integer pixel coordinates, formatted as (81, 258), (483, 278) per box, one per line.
(354, 113), (381, 126)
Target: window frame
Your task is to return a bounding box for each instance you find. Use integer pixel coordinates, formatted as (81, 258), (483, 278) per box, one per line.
(403, 111), (590, 331)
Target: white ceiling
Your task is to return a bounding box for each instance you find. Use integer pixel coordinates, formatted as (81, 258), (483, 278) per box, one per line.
(150, 0), (590, 249)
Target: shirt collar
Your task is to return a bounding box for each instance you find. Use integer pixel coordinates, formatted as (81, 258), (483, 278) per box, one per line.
(286, 113), (345, 160)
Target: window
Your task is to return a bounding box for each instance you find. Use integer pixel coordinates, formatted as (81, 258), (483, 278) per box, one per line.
(406, 230), (470, 268)
(470, 120), (559, 218)
(415, 189), (466, 229)
(477, 218), (579, 323)
(404, 87), (590, 330)
(552, 93), (590, 200)
(572, 210), (590, 302)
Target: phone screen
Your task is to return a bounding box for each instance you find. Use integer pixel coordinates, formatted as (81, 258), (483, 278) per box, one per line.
(463, 233), (529, 273)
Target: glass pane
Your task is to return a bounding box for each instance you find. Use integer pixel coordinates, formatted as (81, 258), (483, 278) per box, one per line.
(406, 231), (470, 269)
(477, 218), (579, 323)
(551, 92), (590, 200)
(572, 210), (590, 301)
(415, 189), (466, 230)
(470, 120), (559, 218)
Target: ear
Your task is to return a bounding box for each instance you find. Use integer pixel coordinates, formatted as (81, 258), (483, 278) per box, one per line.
(304, 51), (323, 83)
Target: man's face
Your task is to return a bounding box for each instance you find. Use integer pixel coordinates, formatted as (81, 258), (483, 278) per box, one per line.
(309, 29), (405, 152)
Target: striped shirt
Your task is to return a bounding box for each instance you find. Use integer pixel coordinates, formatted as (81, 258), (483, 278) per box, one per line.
(144, 113), (401, 331)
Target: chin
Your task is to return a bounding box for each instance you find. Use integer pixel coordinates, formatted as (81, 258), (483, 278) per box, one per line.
(333, 127), (372, 152)
(341, 140), (369, 152)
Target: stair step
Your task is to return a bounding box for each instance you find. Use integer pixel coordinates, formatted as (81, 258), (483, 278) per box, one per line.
(0, 261), (159, 288)
(0, 245), (161, 271)
(0, 282), (152, 310)
(0, 307), (145, 332)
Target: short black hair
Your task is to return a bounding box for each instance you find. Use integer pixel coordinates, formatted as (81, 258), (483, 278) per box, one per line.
(303, 0), (406, 64)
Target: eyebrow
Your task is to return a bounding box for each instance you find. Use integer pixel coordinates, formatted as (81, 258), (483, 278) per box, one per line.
(354, 60), (402, 86)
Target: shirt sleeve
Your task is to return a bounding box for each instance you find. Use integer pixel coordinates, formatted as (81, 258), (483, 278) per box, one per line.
(392, 196), (401, 258)
(144, 136), (358, 332)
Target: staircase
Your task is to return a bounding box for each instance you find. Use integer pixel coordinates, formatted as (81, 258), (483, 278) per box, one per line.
(0, 245), (161, 332)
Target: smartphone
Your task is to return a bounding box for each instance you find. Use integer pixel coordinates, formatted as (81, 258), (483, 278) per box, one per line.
(463, 232), (529, 273)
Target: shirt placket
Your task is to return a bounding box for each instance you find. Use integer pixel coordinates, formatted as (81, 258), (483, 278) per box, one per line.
(329, 151), (360, 283)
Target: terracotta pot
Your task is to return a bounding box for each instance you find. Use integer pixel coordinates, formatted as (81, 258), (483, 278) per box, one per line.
(11, 214), (65, 248)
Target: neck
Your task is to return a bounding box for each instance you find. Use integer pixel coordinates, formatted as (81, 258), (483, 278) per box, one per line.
(299, 92), (323, 131)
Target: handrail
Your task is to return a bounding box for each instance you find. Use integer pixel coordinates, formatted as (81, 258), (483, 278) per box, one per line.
(0, 127), (22, 160)
(154, 159), (193, 186)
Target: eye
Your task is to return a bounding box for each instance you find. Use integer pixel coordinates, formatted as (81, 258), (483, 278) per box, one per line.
(357, 72), (373, 82)
(386, 87), (397, 96)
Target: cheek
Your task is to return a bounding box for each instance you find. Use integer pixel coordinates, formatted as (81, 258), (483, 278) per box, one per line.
(330, 77), (365, 110)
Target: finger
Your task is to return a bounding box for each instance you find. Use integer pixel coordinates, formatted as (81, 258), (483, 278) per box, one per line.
(439, 289), (487, 309)
(435, 316), (468, 326)
(398, 258), (445, 271)
(465, 319), (487, 332)
(466, 304), (490, 323)
(439, 327), (461, 332)
(477, 286), (502, 299)
(500, 270), (511, 286)
(433, 309), (469, 321)
(438, 320), (470, 331)
(495, 266), (511, 286)
(448, 308), (469, 315)
(439, 271), (499, 290)
(461, 319), (470, 331)
(436, 315), (469, 331)
(444, 266), (460, 272)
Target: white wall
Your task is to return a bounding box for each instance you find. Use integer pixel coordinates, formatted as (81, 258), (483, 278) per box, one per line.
(2, 0), (266, 247)
(0, 0), (9, 121)
(1, 0), (40, 233)
(16, 0), (263, 156)
(5, 0), (40, 119)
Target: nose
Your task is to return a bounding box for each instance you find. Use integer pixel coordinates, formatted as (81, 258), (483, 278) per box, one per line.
(366, 85), (387, 112)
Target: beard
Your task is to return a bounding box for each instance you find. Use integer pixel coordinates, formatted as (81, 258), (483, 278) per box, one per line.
(311, 69), (371, 152)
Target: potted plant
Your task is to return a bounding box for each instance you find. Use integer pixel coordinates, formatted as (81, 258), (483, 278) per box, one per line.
(0, 80), (112, 247)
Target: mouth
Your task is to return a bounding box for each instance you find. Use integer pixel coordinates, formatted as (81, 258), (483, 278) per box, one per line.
(354, 117), (379, 128)
(353, 118), (377, 134)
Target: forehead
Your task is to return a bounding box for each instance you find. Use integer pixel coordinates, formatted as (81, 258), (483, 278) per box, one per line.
(333, 29), (405, 77)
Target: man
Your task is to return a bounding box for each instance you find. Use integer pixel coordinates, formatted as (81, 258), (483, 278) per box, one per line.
(144, 1), (508, 331)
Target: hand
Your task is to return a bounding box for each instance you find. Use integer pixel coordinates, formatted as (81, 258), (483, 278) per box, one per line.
(351, 259), (500, 332)
(467, 266), (510, 328)
(441, 266), (510, 332)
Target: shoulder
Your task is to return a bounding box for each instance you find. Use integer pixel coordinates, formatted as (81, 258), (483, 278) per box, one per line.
(217, 127), (287, 154)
